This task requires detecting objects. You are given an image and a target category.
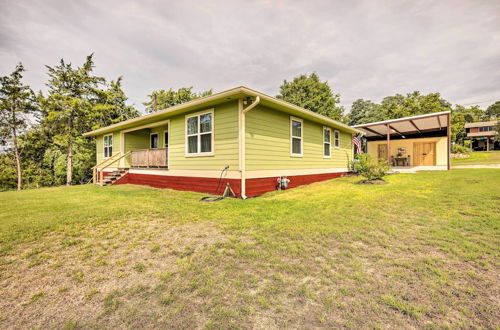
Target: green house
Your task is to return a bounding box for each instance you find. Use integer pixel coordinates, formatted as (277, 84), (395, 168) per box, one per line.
(83, 86), (360, 198)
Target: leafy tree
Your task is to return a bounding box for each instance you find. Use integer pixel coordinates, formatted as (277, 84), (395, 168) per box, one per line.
(347, 99), (381, 125)
(346, 91), (489, 144)
(485, 101), (500, 119)
(93, 77), (140, 129)
(40, 54), (104, 185)
(379, 91), (452, 119)
(0, 154), (17, 191)
(349, 91), (453, 126)
(18, 126), (55, 188)
(276, 73), (344, 121)
(0, 63), (37, 190)
(143, 87), (212, 113)
(451, 105), (484, 144)
(0, 55), (140, 191)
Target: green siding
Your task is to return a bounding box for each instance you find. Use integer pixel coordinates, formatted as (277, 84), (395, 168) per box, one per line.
(96, 131), (121, 165)
(245, 105), (352, 170)
(123, 129), (150, 167)
(150, 126), (169, 147)
(124, 130), (150, 151)
(94, 100), (353, 172)
(168, 100), (239, 170)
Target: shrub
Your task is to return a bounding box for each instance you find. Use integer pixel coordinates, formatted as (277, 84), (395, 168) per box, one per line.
(350, 154), (390, 181)
(452, 144), (470, 154)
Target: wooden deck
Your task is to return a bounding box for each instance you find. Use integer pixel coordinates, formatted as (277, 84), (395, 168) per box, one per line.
(130, 148), (168, 168)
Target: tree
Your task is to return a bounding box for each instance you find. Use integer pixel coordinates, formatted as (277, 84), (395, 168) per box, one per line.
(0, 63), (36, 190)
(0, 154), (17, 191)
(379, 91), (452, 120)
(276, 73), (344, 121)
(143, 87), (212, 113)
(93, 77), (140, 129)
(451, 105), (484, 144)
(347, 99), (382, 125)
(485, 101), (500, 119)
(18, 125), (56, 188)
(347, 92), (453, 123)
(41, 54), (104, 185)
(346, 91), (493, 144)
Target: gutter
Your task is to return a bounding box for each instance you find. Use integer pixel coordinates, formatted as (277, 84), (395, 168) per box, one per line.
(239, 96), (261, 199)
(84, 86), (362, 137)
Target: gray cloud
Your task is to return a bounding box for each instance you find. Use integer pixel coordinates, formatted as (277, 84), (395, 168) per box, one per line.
(1, 0), (499, 112)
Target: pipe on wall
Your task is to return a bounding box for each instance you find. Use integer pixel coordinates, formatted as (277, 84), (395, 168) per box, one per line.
(239, 96), (261, 199)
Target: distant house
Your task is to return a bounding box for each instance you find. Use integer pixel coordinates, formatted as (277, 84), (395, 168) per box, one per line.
(353, 112), (451, 171)
(83, 86), (360, 198)
(464, 120), (499, 151)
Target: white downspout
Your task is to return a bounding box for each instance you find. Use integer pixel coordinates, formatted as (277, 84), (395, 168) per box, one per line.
(240, 96), (260, 199)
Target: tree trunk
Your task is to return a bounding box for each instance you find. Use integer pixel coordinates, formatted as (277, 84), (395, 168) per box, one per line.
(12, 127), (22, 190)
(66, 112), (74, 186)
(66, 137), (73, 186)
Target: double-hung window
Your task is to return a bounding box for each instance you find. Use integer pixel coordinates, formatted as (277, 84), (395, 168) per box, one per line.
(334, 130), (340, 148)
(290, 117), (303, 157)
(323, 127), (331, 158)
(103, 134), (113, 158)
(186, 110), (214, 156)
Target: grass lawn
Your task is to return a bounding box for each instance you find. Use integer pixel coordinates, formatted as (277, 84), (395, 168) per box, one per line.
(452, 150), (500, 165)
(0, 170), (499, 328)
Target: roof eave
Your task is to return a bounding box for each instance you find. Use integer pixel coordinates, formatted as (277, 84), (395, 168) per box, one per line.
(83, 85), (362, 136)
(83, 86), (247, 136)
(352, 111), (451, 129)
(238, 87), (361, 134)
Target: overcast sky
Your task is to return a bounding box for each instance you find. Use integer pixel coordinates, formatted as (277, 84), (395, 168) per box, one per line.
(1, 0), (499, 113)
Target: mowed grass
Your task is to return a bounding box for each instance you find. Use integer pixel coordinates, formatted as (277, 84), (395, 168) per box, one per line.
(452, 150), (500, 165)
(0, 170), (499, 328)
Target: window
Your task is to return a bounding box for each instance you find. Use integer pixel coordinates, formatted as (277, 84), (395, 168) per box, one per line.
(103, 134), (113, 158)
(164, 131), (169, 148)
(323, 127), (331, 158)
(479, 126), (493, 132)
(290, 117), (303, 156)
(150, 133), (159, 148)
(334, 130), (340, 148)
(186, 110), (214, 156)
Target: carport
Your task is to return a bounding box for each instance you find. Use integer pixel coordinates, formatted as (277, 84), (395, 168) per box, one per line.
(353, 111), (451, 170)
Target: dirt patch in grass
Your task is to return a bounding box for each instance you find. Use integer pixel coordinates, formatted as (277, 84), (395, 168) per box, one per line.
(356, 179), (387, 185)
(0, 218), (226, 329)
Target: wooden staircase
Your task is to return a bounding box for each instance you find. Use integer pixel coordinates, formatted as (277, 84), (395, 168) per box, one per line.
(101, 168), (129, 186)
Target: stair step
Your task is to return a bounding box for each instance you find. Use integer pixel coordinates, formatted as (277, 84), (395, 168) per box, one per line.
(99, 169), (129, 186)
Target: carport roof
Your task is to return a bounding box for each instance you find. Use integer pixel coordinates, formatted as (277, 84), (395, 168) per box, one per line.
(352, 111), (451, 138)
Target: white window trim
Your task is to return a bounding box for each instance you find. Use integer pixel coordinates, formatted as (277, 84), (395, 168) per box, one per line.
(150, 132), (159, 149)
(323, 126), (332, 158)
(290, 116), (303, 157)
(185, 109), (215, 157)
(163, 130), (169, 148)
(103, 134), (113, 159)
(334, 130), (340, 149)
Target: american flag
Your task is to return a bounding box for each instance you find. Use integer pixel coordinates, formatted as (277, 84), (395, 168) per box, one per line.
(352, 135), (362, 154)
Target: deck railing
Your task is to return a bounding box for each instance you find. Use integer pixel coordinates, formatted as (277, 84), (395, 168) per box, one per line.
(92, 151), (131, 185)
(130, 148), (168, 168)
